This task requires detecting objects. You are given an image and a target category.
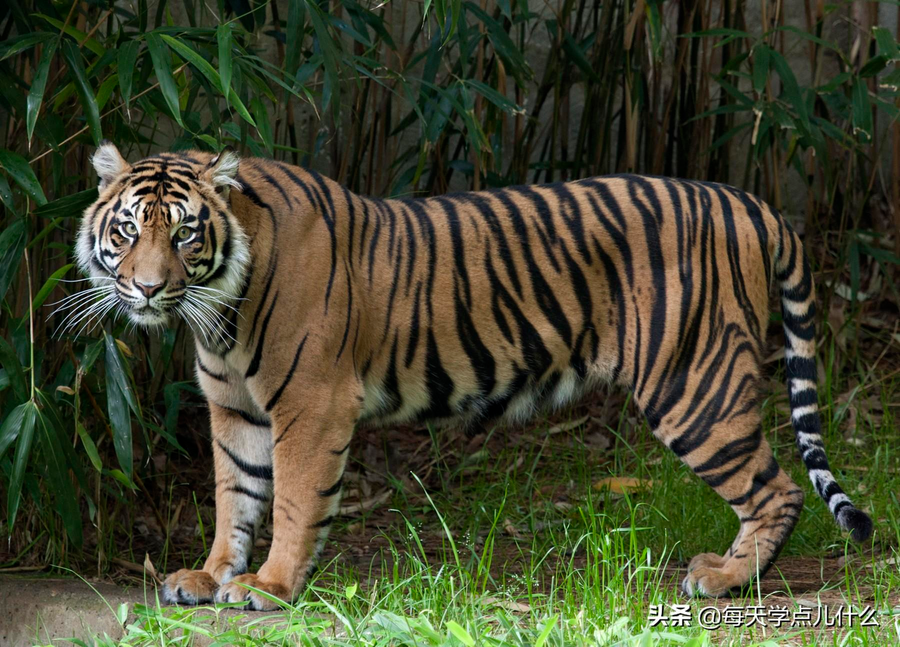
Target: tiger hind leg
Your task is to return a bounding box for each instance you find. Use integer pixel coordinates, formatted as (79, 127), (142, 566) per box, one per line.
(656, 410), (804, 597)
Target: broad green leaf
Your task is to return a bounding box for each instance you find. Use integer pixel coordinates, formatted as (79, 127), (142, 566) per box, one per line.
(7, 401), (37, 533)
(252, 97), (273, 154)
(35, 396), (83, 546)
(77, 423), (103, 472)
(285, 0), (306, 77)
(95, 73), (119, 110)
(873, 26), (900, 61)
(0, 336), (27, 403)
(466, 79), (523, 114)
(752, 44), (769, 95)
(446, 621), (475, 647)
(118, 40), (141, 114)
(106, 333), (133, 478)
(33, 15), (106, 56)
(534, 615), (558, 647)
(32, 263), (73, 311)
(0, 174), (15, 214)
(217, 23), (232, 99)
(158, 34), (255, 127)
(769, 48), (808, 131)
(851, 77), (873, 142)
(0, 218), (26, 304)
(35, 188), (98, 219)
(0, 149), (47, 205)
(0, 402), (28, 458)
(61, 40), (102, 146)
(26, 38), (58, 145)
(0, 32), (54, 61)
(146, 32), (183, 127)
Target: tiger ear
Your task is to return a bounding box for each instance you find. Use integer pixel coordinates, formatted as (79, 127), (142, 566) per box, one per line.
(204, 148), (241, 198)
(91, 140), (129, 190)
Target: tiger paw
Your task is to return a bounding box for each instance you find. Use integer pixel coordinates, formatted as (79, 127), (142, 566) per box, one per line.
(161, 569), (218, 605)
(681, 559), (742, 598)
(215, 573), (292, 611)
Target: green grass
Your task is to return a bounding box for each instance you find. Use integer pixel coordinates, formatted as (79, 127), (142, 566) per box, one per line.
(33, 377), (900, 647)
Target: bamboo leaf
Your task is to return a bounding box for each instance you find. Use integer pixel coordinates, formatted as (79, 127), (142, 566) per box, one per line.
(146, 32), (184, 127)
(159, 34), (255, 127)
(752, 44), (769, 95)
(26, 37), (58, 145)
(61, 40), (102, 146)
(0, 336), (27, 403)
(7, 401), (37, 533)
(251, 97), (273, 154)
(77, 423), (103, 472)
(118, 40), (141, 114)
(0, 149), (47, 205)
(0, 402), (27, 462)
(32, 263), (73, 311)
(285, 0), (306, 77)
(217, 23), (233, 99)
(851, 77), (873, 142)
(0, 218), (26, 304)
(105, 333), (133, 479)
(0, 32), (54, 61)
(33, 15), (105, 56)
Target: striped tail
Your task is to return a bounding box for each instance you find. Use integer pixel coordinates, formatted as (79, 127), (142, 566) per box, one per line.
(776, 226), (873, 542)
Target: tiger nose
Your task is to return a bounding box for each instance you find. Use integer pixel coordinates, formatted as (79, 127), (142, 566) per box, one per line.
(135, 280), (166, 298)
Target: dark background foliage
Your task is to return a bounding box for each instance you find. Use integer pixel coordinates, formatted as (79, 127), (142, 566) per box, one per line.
(0, 0), (898, 571)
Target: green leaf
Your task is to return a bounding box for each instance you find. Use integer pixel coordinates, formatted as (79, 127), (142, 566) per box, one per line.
(77, 423), (103, 472)
(26, 38), (58, 145)
(285, 0), (306, 77)
(873, 26), (900, 61)
(35, 395), (83, 546)
(0, 32), (54, 61)
(769, 48), (808, 131)
(61, 40), (102, 146)
(446, 621), (475, 647)
(252, 97), (273, 154)
(146, 32), (184, 127)
(32, 263), (73, 311)
(33, 15), (106, 56)
(118, 40), (141, 114)
(7, 401), (37, 533)
(0, 218), (26, 304)
(158, 34), (255, 127)
(0, 149), (47, 205)
(0, 336), (27, 403)
(217, 23), (232, 99)
(105, 333), (133, 478)
(465, 80), (523, 115)
(752, 44), (769, 95)
(35, 188), (98, 219)
(534, 615), (558, 647)
(0, 402), (28, 458)
(0, 174), (15, 215)
(851, 77), (873, 142)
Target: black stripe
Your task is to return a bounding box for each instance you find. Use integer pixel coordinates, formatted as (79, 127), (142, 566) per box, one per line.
(310, 515), (334, 529)
(265, 333), (308, 412)
(246, 291), (280, 378)
(228, 486), (269, 502)
(216, 440), (273, 479)
(196, 356), (227, 382)
(317, 475), (343, 498)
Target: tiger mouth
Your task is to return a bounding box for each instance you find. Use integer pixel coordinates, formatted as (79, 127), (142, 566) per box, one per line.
(126, 303), (171, 325)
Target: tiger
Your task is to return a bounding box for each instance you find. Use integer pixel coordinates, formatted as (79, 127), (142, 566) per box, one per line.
(73, 141), (872, 611)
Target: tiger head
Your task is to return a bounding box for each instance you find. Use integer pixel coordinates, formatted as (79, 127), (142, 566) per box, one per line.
(74, 142), (250, 331)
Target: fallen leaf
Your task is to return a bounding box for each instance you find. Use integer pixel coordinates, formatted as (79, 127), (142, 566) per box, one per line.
(143, 553), (162, 584)
(592, 477), (653, 494)
(484, 596), (531, 612)
(548, 415), (589, 434)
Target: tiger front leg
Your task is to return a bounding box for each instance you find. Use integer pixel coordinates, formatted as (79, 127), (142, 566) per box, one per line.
(214, 395), (356, 611)
(162, 402), (273, 605)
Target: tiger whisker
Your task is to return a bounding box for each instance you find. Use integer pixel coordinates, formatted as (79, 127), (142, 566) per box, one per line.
(46, 285), (115, 310)
(54, 292), (116, 337)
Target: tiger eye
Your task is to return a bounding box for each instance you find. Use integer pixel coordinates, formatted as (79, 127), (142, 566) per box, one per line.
(176, 225), (193, 241)
(123, 222), (137, 236)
